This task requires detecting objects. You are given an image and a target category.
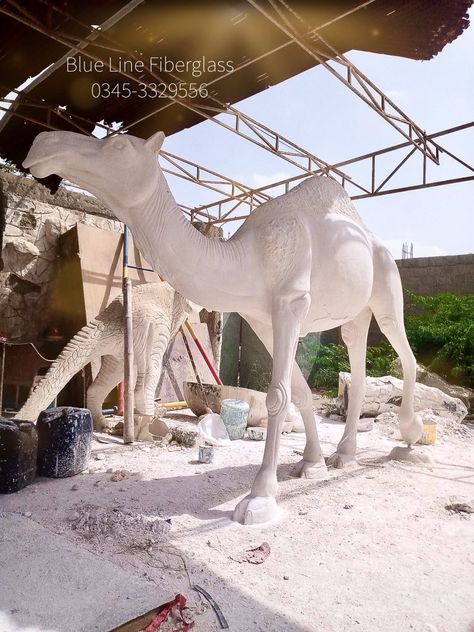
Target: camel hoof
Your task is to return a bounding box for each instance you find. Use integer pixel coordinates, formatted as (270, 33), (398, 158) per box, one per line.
(400, 413), (424, 447)
(232, 495), (280, 525)
(292, 459), (328, 479)
(326, 452), (356, 469)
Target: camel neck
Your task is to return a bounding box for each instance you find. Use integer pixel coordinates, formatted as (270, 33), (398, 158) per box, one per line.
(125, 173), (246, 311)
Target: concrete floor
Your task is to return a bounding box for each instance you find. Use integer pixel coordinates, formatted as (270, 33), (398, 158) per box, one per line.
(1, 413), (473, 632)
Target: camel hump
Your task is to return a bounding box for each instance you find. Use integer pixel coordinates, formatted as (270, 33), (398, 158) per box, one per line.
(291, 176), (364, 225)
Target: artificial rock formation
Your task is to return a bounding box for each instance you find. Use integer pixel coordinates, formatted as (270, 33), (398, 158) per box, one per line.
(24, 130), (424, 525)
(15, 282), (192, 437)
(339, 372), (468, 423)
(390, 358), (474, 414)
(0, 170), (122, 340)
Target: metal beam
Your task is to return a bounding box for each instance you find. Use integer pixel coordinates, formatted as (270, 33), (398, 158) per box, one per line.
(0, 2), (354, 183)
(0, 96), (268, 223)
(0, 0), (144, 133)
(121, 0), (378, 133)
(192, 121), (474, 222)
(247, 0), (440, 164)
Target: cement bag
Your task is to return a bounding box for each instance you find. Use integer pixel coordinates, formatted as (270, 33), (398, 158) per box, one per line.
(197, 413), (231, 447)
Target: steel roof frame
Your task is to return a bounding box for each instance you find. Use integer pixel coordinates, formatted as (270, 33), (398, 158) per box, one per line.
(0, 0), (373, 183)
(192, 121), (474, 223)
(0, 0), (472, 226)
(248, 0), (440, 163)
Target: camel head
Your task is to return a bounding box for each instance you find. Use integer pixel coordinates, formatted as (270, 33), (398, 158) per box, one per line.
(23, 130), (166, 214)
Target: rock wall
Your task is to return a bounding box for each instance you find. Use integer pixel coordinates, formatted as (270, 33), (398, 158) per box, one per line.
(0, 171), (122, 341)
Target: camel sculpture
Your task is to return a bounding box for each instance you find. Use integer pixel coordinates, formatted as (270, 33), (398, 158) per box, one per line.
(16, 282), (192, 438)
(24, 130), (423, 525)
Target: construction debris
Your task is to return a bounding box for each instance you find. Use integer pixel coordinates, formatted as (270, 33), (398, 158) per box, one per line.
(230, 542), (271, 565)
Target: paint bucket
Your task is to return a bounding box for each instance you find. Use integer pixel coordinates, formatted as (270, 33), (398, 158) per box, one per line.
(0, 418), (38, 494)
(220, 399), (250, 440)
(417, 421), (437, 445)
(198, 444), (214, 463)
(37, 407), (92, 478)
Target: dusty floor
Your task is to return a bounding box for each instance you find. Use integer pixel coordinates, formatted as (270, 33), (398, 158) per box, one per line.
(1, 408), (473, 632)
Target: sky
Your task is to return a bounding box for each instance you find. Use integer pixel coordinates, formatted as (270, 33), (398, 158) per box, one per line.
(160, 12), (474, 258)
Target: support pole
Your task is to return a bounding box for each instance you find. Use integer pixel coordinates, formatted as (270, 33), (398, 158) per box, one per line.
(184, 320), (222, 385)
(122, 226), (134, 443)
(0, 335), (6, 416)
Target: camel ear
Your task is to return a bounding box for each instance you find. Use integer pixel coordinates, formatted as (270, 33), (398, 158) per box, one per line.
(145, 130), (165, 153)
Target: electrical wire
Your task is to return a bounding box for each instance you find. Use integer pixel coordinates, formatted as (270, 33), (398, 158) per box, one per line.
(3, 341), (57, 363)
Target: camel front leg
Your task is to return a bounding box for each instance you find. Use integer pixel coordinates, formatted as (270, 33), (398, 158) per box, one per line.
(141, 327), (170, 416)
(240, 314), (327, 480)
(233, 293), (310, 525)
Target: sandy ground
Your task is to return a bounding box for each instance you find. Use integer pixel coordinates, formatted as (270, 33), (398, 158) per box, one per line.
(1, 408), (473, 632)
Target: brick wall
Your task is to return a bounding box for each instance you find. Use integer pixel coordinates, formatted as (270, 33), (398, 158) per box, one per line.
(397, 254), (474, 296)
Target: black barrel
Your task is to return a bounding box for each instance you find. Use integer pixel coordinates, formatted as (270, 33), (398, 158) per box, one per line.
(0, 418), (38, 493)
(37, 407), (92, 478)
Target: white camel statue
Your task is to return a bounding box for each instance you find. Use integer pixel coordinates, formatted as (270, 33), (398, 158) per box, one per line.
(24, 130), (423, 525)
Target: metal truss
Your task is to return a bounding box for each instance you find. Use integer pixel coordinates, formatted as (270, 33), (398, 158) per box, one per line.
(192, 121), (474, 223)
(1, 1), (473, 227)
(160, 151), (271, 221)
(0, 0), (355, 183)
(2, 92), (473, 224)
(0, 93), (269, 222)
(247, 0), (440, 164)
(0, 0), (144, 133)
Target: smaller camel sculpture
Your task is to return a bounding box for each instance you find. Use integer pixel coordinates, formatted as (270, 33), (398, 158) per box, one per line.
(24, 130), (423, 525)
(16, 282), (192, 437)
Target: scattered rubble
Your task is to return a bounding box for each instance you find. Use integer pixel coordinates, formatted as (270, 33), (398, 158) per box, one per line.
(231, 542), (271, 565)
(110, 469), (131, 482)
(445, 503), (473, 515)
(388, 446), (434, 466)
(70, 504), (170, 547)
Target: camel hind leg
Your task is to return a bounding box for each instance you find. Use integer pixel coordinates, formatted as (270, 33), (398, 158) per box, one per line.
(327, 306), (372, 468)
(370, 246), (423, 446)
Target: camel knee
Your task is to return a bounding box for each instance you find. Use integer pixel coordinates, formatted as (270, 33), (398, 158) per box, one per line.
(266, 381), (290, 419)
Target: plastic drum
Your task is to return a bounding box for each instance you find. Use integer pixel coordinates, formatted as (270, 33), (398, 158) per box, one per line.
(37, 407), (92, 478)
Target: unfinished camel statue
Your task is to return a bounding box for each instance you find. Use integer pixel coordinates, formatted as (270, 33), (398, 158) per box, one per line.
(16, 281), (192, 439)
(24, 131), (423, 524)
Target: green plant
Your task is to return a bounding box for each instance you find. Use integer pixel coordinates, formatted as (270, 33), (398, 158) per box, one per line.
(247, 361), (272, 392)
(404, 291), (474, 387)
(305, 342), (396, 396)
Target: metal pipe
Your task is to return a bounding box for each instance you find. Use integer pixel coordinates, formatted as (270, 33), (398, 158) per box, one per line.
(0, 335), (6, 416)
(122, 226), (134, 443)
